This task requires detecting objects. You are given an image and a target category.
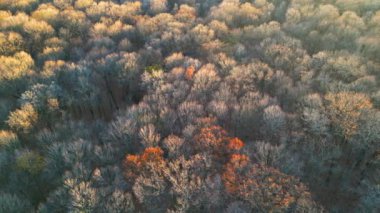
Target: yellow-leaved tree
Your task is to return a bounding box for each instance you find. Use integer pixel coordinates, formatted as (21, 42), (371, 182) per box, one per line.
(325, 92), (372, 139)
(7, 103), (38, 133)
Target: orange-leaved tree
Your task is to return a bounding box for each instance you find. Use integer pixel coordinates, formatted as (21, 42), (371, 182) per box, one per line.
(223, 154), (317, 212)
(123, 147), (165, 184)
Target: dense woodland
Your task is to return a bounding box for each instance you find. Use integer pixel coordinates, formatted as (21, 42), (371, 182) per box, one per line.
(0, 0), (379, 212)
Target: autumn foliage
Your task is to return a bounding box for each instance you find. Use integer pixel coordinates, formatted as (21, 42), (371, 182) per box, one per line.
(123, 147), (164, 183)
(223, 154), (313, 211)
(185, 65), (195, 80)
(227, 137), (244, 151)
(1, 0), (379, 211)
(325, 92), (373, 139)
(121, 121), (318, 211)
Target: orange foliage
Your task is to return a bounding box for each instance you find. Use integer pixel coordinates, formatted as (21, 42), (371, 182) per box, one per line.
(223, 154), (250, 193)
(125, 147), (164, 166)
(123, 147), (164, 182)
(229, 154), (249, 169)
(193, 119), (245, 161)
(227, 137), (244, 151)
(141, 147), (164, 162)
(223, 156), (311, 211)
(185, 65), (195, 80)
(125, 154), (140, 166)
(194, 125), (227, 148)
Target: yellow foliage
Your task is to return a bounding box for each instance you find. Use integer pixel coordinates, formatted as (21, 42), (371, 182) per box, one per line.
(23, 18), (54, 36)
(47, 98), (59, 110)
(0, 10), (12, 21)
(0, 32), (24, 55)
(0, 130), (19, 148)
(7, 103), (38, 133)
(31, 4), (60, 23)
(0, 0), (38, 10)
(41, 60), (65, 78)
(0, 51), (34, 81)
(75, 0), (94, 9)
(325, 92), (373, 139)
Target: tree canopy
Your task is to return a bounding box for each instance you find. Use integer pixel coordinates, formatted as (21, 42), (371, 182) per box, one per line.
(0, 0), (379, 212)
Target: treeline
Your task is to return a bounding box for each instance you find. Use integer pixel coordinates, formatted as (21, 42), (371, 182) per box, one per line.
(0, 0), (379, 212)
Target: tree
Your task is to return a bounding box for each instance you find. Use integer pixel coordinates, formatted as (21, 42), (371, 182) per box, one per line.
(357, 184), (380, 212)
(0, 0), (377, 211)
(178, 101), (205, 125)
(100, 190), (135, 213)
(123, 147), (169, 211)
(301, 93), (331, 139)
(19, 82), (62, 127)
(357, 11), (380, 62)
(163, 156), (225, 212)
(252, 141), (284, 167)
(23, 18), (55, 55)
(59, 9), (89, 40)
(311, 51), (370, 93)
(0, 130), (20, 151)
(37, 37), (68, 63)
(190, 64), (220, 103)
(261, 105), (286, 142)
(15, 150), (45, 175)
(175, 4), (196, 23)
(210, 0), (274, 28)
(139, 124), (161, 148)
(325, 92), (373, 139)
(0, 193), (32, 213)
(223, 154), (319, 212)
(0, 0), (38, 12)
(53, 0), (73, 10)
(123, 147), (165, 184)
(0, 51), (34, 97)
(37, 186), (70, 213)
(31, 3), (60, 27)
(0, 51), (34, 81)
(74, 0), (93, 9)
(65, 179), (97, 213)
(284, 2), (366, 53)
(242, 21), (281, 44)
(7, 103), (38, 133)
(162, 135), (184, 159)
(0, 32), (25, 56)
(143, 0), (168, 15)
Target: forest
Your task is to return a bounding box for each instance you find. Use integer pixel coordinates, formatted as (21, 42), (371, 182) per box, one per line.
(0, 0), (379, 212)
